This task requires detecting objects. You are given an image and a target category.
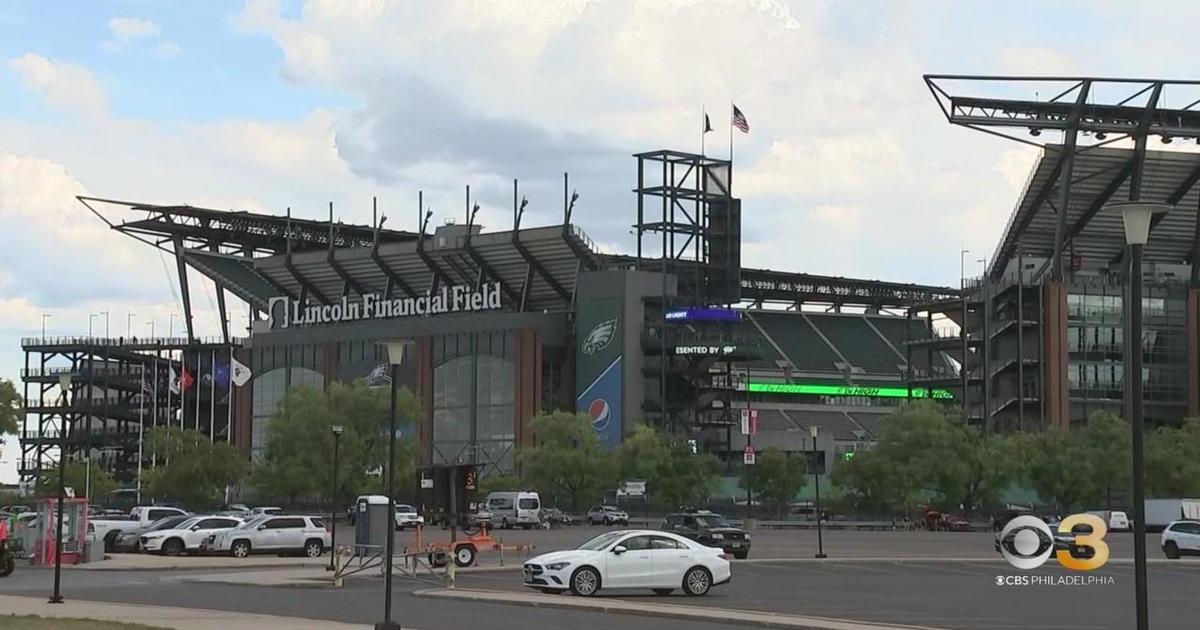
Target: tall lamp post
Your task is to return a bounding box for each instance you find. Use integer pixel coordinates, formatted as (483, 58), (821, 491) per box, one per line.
(1110, 201), (1169, 630)
(327, 424), (344, 572)
(49, 373), (71, 604)
(376, 340), (411, 630)
(811, 425), (826, 559)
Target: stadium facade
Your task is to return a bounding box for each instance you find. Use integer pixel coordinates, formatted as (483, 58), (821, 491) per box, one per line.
(19, 149), (957, 485)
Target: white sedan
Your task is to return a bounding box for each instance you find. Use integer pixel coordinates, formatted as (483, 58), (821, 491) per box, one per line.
(140, 516), (243, 556)
(522, 529), (731, 597)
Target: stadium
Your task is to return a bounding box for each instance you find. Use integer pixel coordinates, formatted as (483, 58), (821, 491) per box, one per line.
(19, 74), (1200, 493)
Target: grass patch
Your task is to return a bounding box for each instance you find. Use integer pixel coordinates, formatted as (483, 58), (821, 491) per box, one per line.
(0, 615), (169, 629)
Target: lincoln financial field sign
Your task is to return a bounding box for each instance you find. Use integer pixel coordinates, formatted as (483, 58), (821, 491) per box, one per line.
(267, 282), (502, 329)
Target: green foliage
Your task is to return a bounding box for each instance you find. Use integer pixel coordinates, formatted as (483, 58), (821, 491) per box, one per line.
(0, 378), (20, 438)
(1018, 428), (1096, 513)
(35, 461), (120, 500)
(519, 411), (618, 510)
(615, 424), (721, 510)
(1082, 411), (1130, 509)
(143, 427), (247, 510)
(477, 474), (523, 497)
(740, 448), (806, 518)
(1146, 418), (1200, 497)
(252, 380), (420, 503)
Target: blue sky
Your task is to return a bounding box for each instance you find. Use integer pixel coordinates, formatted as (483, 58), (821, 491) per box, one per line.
(3, 0), (1200, 482)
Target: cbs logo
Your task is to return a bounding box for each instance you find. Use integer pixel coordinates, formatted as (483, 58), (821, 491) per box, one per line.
(998, 514), (1110, 571)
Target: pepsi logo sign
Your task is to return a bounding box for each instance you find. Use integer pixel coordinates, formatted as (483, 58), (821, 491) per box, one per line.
(588, 398), (611, 431)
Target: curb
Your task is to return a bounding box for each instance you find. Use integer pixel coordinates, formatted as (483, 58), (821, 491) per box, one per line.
(413, 587), (948, 630)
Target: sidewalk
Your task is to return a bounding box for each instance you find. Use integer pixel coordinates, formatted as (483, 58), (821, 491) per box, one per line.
(0, 595), (369, 629)
(57, 554), (328, 571)
(415, 588), (948, 630)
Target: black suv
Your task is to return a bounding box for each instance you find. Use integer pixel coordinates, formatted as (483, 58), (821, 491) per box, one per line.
(661, 510), (751, 559)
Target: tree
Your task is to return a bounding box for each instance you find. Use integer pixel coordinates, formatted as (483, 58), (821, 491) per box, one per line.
(477, 474), (523, 497)
(35, 461), (120, 500)
(252, 380), (420, 504)
(1146, 419), (1200, 497)
(143, 427), (247, 510)
(740, 448), (806, 518)
(939, 426), (1019, 516)
(863, 401), (959, 516)
(519, 411), (618, 510)
(1082, 411), (1130, 509)
(616, 425), (721, 510)
(1019, 429), (1097, 514)
(0, 378), (19, 440)
(831, 448), (894, 514)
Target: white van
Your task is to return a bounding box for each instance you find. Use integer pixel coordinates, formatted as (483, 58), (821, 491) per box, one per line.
(485, 491), (541, 529)
(1086, 510), (1131, 531)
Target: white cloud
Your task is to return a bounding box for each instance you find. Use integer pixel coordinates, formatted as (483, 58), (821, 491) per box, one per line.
(155, 42), (181, 59)
(108, 17), (161, 42)
(8, 53), (107, 116)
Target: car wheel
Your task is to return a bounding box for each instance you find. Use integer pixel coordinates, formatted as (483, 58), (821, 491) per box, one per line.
(304, 539), (324, 558)
(162, 538), (184, 557)
(569, 566), (601, 597)
(682, 566), (712, 596)
(539, 588), (564, 595)
(104, 532), (119, 553)
(1164, 541), (1181, 559)
(653, 588), (673, 596)
(454, 543), (477, 567)
(0, 554), (15, 578)
(501, 517), (510, 530)
(587, 517), (595, 526)
(231, 540), (251, 558)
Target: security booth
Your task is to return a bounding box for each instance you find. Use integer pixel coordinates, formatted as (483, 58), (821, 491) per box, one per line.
(353, 495), (391, 556)
(36, 497), (88, 566)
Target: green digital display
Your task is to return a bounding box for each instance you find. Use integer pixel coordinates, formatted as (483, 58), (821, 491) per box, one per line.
(746, 382), (953, 400)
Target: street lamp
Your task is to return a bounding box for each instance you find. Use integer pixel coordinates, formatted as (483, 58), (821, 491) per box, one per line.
(41, 313), (51, 339)
(810, 425), (826, 559)
(126, 312), (136, 338)
(88, 314), (96, 338)
(99, 311), (109, 338)
(328, 424), (344, 573)
(376, 339), (412, 630)
(49, 372), (71, 604)
(960, 248), (970, 420)
(1109, 200), (1169, 630)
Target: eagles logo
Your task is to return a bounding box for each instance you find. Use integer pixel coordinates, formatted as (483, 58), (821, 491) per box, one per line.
(582, 318), (618, 355)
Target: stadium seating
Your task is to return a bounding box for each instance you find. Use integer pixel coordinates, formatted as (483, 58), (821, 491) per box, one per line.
(783, 409), (869, 441)
(747, 311), (842, 372)
(848, 412), (887, 439)
(807, 315), (904, 376)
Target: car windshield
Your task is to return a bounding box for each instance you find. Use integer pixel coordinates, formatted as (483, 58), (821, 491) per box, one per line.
(395, 505), (414, 512)
(149, 516), (191, 531)
(694, 514), (730, 528)
(171, 517), (203, 530)
(576, 531), (627, 551)
(519, 498), (539, 509)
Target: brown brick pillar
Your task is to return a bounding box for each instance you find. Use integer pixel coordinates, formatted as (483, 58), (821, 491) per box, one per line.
(1042, 282), (1070, 429)
(514, 328), (543, 450)
(234, 348), (253, 459)
(1187, 289), (1200, 417)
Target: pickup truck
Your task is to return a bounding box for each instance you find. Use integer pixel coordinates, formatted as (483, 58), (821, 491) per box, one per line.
(89, 506), (190, 551)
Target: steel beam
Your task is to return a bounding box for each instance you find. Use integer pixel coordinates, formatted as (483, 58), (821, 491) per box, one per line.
(172, 237), (196, 343)
(464, 233), (521, 305)
(513, 232), (572, 304)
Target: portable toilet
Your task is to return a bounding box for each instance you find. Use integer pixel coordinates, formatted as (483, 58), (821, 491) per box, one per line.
(354, 495), (390, 557)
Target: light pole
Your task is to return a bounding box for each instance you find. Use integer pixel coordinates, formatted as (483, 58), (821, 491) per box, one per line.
(147, 320), (155, 339)
(88, 314), (96, 338)
(99, 311), (109, 338)
(49, 372), (71, 604)
(169, 313), (178, 339)
(811, 425), (826, 559)
(126, 312), (136, 338)
(42, 313), (51, 339)
(328, 424), (344, 572)
(1110, 201), (1169, 630)
(377, 340), (411, 630)
(960, 248), (970, 420)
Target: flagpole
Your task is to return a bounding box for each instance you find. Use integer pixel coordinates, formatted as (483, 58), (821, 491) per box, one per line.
(227, 347), (234, 444)
(701, 105), (706, 156)
(152, 354), (158, 467)
(194, 350), (201, 433)
(729, 101), (734, 164)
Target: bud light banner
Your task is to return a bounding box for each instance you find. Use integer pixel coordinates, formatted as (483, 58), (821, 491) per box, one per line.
(576, 296), (623, 447)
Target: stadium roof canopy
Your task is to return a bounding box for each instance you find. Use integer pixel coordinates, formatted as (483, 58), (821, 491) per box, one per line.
(993, 144), (1200, 278)
(923, 75), (1200, 280)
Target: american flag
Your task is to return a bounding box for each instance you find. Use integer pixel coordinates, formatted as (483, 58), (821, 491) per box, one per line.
(732, 104), (749, 133)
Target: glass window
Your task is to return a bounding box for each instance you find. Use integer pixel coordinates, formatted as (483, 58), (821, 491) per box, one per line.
(518, 498), (539, 510)
(621, 535), (653, 551)
(267, 518), (304, 529)
(310, 518), (325, 529)
(651, 536), (684, 550)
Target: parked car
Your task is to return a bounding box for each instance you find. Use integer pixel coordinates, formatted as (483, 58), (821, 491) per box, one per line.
(662, 509), (751, 559)
(486, 492), (542, 529)
(522, 529), (731, 597)
(542, 508), (576, 526)
(108, 515), (194, 553)
(140, 516), (243, 556)
(393, 504), (424, 530)
(208, 516), (330, 558)
(586, 505), (629, 526)
(1161, 520), (1200, 559)
(249, 506), (284, 518)
(215, 504), (252, 518)
(91, 506), (189, 552)
(1086, 510), (1131, 532)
